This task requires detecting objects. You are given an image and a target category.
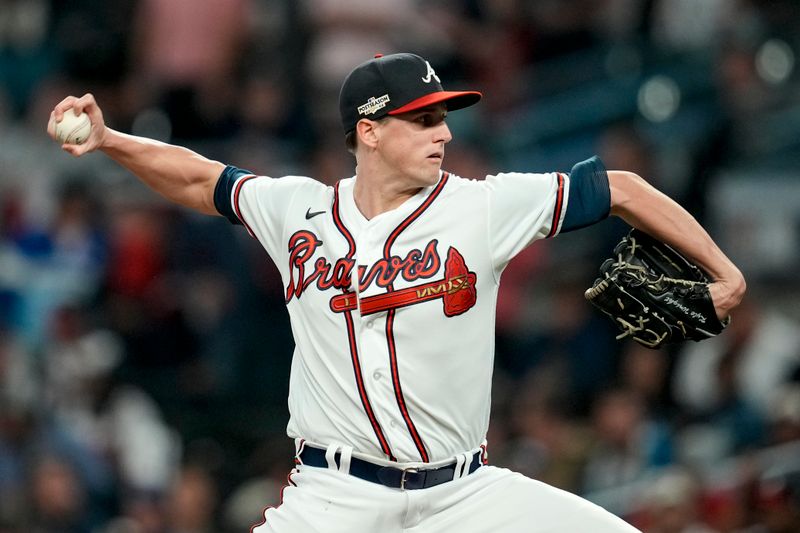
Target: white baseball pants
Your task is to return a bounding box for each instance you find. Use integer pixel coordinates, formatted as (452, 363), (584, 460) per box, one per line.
(251, 461), (641, 532)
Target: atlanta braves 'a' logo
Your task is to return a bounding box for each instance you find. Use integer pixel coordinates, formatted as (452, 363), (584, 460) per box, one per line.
(421, 60), (441, 84)
(285, 230), (477, 316)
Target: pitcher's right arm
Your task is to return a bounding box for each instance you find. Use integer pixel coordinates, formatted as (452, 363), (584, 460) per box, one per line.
(48, 93), (224, 216)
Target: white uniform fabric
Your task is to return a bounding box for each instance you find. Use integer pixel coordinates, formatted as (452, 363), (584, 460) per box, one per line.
(230, 170), (568, 464)
(251, 443), (638, 533)
(223, 168), (639, 531)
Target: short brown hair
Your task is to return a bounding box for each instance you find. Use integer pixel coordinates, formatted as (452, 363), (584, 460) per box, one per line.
(345, 130), (357, 155)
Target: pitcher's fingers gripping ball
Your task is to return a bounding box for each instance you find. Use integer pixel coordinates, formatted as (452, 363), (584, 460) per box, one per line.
(585, 228), (729, 348)
(48, 93), (107, 157)
(53, 109), (92, 145)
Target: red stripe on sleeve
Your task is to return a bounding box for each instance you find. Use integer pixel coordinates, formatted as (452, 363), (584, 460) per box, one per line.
(546, 173), (565, 238)
(233, 175), (258, 238)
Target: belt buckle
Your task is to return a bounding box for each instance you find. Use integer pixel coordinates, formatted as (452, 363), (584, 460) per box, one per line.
(400, 467), (418, 490)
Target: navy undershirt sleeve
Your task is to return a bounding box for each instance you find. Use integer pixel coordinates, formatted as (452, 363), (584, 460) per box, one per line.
(214, 165), (254, 225)
(561, 155), (611, 233)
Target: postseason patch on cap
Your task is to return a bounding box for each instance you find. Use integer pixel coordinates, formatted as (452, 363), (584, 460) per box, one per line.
(358, 94), (391, 116)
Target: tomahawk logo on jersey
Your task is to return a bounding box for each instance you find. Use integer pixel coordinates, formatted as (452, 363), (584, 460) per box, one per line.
(285, 230), (476, 317)
(213, 157), (607, 464)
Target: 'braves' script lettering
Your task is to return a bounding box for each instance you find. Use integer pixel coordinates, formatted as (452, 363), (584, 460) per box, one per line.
(285, 231), (441, 302)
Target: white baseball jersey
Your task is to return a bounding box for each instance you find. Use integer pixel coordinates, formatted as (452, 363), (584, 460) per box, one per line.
(217, 166), (575, 464)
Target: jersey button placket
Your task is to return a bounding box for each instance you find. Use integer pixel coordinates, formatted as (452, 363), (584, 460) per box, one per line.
(351, 248), (395, 448)
(360, 227), (408, 453)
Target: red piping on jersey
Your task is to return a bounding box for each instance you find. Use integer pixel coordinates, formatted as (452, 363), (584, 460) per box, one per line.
(382, 173), (450, 259)
(333, 182), (357, 259)
(233, 174), (259, 238)
(332, 181), (396, 461)
(249, 470), (296, 533)
(344, 308), (396, 461)
(381, 171), (450, 463)
(546, 172), (566, 238)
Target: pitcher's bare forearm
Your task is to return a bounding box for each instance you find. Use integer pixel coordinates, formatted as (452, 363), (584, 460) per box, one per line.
(100, 129), (224, 215)
(48, 93), (223, 216)
(608, 170), (745, 318)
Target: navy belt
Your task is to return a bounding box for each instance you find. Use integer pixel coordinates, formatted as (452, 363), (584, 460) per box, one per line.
(298, 446), (483, 490)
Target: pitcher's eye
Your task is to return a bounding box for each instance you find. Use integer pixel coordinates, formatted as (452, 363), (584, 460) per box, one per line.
(416, 113), (445, 127)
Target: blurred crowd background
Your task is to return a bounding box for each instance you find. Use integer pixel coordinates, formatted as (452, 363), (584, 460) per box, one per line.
(1, 0), (799, 532)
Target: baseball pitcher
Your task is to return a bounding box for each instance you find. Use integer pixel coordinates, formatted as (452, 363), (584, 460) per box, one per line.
(48, 53), (745, 532)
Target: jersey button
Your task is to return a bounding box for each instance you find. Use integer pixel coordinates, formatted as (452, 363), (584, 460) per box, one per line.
(372, 371), (382, 381)
(365, 320), (374, 329)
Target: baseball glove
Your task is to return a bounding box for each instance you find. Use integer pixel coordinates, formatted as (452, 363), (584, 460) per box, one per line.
(584, 229), (729, 348)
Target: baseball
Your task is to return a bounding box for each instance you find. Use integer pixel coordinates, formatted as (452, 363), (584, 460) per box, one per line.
(55, 109), (92, 145)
